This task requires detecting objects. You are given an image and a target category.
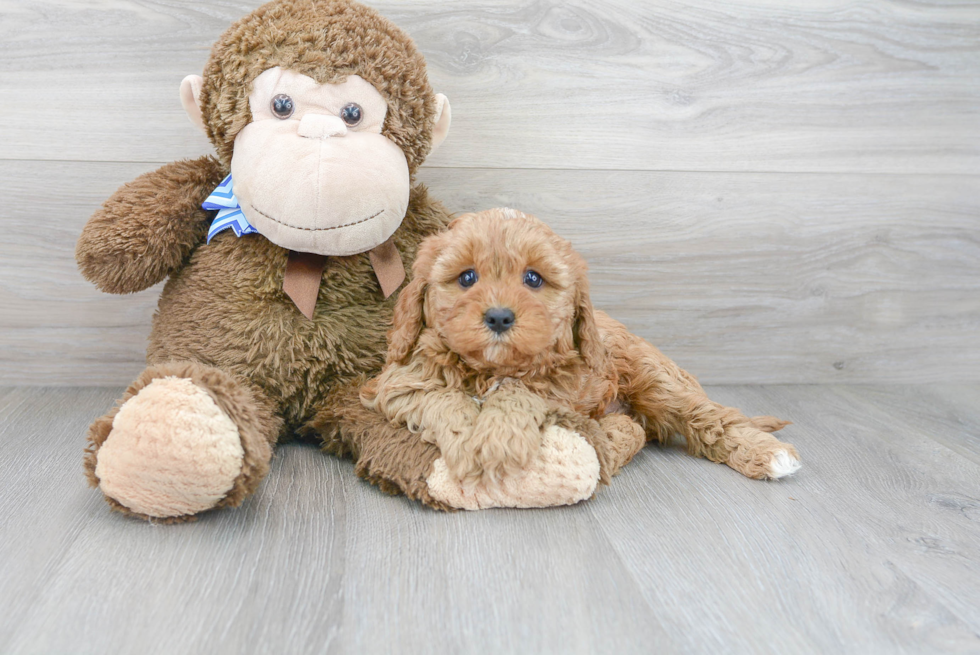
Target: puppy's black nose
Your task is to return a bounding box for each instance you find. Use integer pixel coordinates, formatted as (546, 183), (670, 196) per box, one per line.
(484, 307), (515, 334)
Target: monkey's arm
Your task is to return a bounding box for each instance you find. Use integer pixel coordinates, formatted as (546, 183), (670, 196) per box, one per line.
(76, 156), (226, 294)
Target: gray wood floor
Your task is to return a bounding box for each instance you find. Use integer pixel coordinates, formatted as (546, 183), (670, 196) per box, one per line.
(2, 385), (978, 654)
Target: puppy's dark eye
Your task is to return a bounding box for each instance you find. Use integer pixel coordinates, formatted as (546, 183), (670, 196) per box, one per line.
(271, 94), (294, 119)
(523, 270), (544, 289)
(458, 269), (478, 288)
(341, 103), (363, 126)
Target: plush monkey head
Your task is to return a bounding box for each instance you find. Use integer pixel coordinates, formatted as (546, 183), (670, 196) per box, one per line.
(180, 0), (451, 257)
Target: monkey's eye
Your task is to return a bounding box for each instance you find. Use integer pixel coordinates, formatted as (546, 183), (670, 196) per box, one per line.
(524, 270), (544, 289)
(458, 269), (478, 288)
(340, 103), (363, 127)
(271, 94), (295, 119)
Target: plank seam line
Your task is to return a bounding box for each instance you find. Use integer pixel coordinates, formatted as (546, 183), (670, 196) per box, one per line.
(3, 159), (980, 178)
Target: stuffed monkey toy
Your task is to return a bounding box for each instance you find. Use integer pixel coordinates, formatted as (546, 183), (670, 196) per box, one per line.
(78, 0), (599, 520)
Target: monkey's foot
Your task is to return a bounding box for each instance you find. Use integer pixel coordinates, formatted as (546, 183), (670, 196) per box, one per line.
(92, 377), (246, 519)
(426, 426), (600, 510)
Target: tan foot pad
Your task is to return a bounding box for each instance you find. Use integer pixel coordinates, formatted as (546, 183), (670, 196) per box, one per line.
(426, 426), (600, 510)
(94, 377), (244, 518)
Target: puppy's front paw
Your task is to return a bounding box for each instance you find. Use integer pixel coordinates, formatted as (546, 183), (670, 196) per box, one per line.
(469, 417), (543, 486)
(439, 430), (482, 486)
(426, 402), (482, 483)
(470, 379), (548, 484)
(426, 426), (600, 510)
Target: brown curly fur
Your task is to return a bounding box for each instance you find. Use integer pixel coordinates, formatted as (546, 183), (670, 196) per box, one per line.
(362, 209), (800, 489)
(75, 0), (452, 520)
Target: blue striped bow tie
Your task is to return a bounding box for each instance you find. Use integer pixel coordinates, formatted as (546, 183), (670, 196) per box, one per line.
(202, 174), (259, 242)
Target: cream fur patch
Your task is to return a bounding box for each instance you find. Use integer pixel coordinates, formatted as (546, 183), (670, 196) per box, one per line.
(426, 426), (600, 510)
(767, 449), (802, 479)
(95, 377), (244, 518)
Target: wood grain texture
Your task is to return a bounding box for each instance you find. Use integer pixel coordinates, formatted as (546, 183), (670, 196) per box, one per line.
(1, 0), (977, 384)
(2, 385), (980, 654)
(2, 160), (977, 385)
(0, 0), (978, 173)
(862, 384), (980, 466)
(705, 385), (980, 645)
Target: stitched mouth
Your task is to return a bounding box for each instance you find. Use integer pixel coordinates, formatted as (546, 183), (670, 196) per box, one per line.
(246, 203), (384, 232)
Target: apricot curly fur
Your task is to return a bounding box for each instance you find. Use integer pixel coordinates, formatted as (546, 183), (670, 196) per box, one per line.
(363, 209), (800, 488)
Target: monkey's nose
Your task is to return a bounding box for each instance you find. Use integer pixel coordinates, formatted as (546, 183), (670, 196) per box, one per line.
(484, 307), (515, 334)
(297, 114), (348, 139)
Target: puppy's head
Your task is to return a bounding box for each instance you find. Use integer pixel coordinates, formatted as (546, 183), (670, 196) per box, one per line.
(388, 208), (606, 375)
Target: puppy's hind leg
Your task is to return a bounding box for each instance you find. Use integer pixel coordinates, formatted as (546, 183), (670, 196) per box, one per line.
(682, 407), (802, 480)
(612, 328), (800, 480)
(595, 413), (647, 478)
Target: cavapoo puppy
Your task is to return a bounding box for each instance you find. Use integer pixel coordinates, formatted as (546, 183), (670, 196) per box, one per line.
(360, 208), (800, 501)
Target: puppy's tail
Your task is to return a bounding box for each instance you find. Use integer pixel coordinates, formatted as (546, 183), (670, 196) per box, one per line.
(749, 415), (791, 433)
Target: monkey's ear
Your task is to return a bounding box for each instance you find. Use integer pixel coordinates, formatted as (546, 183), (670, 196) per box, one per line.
(180, 75), (207, 135)
(430, 94), (452, 154)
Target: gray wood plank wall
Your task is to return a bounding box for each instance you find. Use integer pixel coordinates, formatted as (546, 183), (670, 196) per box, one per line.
(1, 0), (978, 385)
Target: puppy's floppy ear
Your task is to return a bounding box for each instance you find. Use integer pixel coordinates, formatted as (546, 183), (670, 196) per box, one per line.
(386, 233), (441, 364)
(386, 276), (426, 364)
(572, 278), (610, 377)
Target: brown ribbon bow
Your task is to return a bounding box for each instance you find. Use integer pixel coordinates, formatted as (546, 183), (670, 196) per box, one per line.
(282, 236), (405, 320)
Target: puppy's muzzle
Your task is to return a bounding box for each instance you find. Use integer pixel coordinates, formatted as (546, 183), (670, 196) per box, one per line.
(484, 307), (515, 334)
